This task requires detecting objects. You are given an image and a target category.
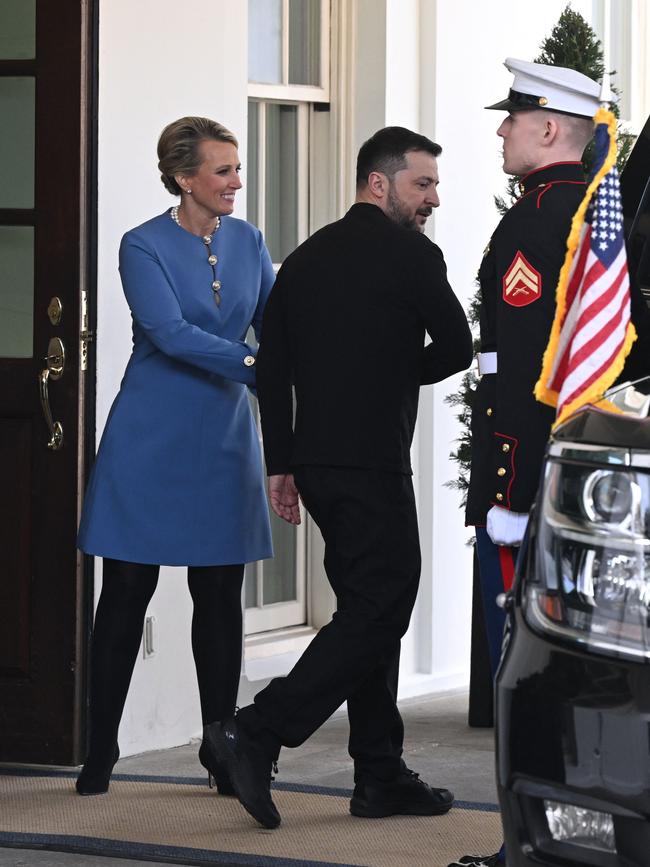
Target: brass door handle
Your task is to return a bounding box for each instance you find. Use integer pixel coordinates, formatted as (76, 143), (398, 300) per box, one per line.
(38, 337), (65, 450)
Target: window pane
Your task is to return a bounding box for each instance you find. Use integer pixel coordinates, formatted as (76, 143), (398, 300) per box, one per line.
(247, 101), (260, 227)
(265, 104), (298, 262)
(288, 0), (321, 86)
(248, 0), (282, 84)
(262, 513), (297, 604)
(0, 0), (36, 59)
(0, 77), (35, 209)
(0, 227), (34, 358)
(244, 564), (258, 608)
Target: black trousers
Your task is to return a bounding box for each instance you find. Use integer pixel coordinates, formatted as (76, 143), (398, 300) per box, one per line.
(241, 466), (421, 783)
(83, 558), (244, 765)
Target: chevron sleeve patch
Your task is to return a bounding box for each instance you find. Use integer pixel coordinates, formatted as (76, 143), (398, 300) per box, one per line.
(502, 251), (542, 307)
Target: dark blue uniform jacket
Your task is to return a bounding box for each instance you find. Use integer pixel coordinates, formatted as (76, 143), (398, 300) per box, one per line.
(466, 162), (587, 525)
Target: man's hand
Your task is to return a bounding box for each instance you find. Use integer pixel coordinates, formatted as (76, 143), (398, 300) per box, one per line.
(486, 505), (528, 547)
(268, 474), (301, 525)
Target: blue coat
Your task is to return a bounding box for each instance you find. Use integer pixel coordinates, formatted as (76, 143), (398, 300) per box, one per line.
(78, 211), (274, 566)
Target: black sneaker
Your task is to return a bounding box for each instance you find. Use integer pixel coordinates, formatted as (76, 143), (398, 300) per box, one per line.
(350, 768), (454, 818)
(447, 854), (504, 867)
(202, 717), (281, 829)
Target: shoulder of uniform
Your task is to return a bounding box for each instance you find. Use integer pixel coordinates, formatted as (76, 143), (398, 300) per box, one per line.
(516, 180), (585, 214)
(499, 186), (582, 245)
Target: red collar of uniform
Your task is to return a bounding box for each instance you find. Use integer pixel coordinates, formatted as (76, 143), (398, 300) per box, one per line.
(519, 161), (585, 195)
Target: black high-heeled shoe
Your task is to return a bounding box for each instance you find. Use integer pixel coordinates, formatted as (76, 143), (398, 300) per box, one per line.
(75, 743), (120, 796)
(199, 738), (235, 795)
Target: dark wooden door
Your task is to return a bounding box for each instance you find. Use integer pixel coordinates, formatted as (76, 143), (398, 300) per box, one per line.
(0, 0), (95, 765)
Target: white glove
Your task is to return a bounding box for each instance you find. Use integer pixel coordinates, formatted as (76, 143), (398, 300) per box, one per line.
(605, 382), (650, 418)
(486, 505), (528, 547)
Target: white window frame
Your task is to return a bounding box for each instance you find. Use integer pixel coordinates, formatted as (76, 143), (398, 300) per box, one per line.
(592, 0), (650, 134)
(248, 0), (330, 103)
(244, 0), (333, 639)
(243, 383), (309, 635)
(244, 519), (308, 634)
(247, 98), (311, 262)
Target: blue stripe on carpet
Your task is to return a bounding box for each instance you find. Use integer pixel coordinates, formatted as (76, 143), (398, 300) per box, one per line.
(0, 766), (499, 811)
(0, 832), (366, 867)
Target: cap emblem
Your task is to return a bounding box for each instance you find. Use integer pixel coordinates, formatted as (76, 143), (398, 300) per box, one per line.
(538, 96), (548, 106)
(503, 251), (542, 307)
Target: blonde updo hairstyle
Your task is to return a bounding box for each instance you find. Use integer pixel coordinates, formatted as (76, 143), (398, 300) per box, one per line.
(157, 116), (239, 196)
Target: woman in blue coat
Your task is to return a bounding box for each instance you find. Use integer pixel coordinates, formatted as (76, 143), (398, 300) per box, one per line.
(76, 117), (274, 795)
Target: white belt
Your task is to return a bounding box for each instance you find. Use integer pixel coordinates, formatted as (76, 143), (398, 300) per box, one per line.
(477, 352), (497, 375)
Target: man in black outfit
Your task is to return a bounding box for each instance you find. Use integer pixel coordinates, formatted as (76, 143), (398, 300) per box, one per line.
(205, 126), (473, 829)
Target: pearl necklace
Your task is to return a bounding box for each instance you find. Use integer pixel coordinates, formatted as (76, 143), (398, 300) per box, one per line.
(170, 206), (223, 306)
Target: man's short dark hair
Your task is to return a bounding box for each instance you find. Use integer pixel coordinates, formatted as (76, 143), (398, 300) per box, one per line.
(356, 126), (442, 188)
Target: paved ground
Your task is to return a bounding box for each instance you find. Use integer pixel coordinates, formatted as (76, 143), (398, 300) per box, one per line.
(0, 690), (498, 866)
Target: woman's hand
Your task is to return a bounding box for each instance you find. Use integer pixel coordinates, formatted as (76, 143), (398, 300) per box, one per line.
(268, 474), (301, 525)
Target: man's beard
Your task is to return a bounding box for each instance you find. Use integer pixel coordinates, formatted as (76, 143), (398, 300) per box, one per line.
(386, 185), (430, 232)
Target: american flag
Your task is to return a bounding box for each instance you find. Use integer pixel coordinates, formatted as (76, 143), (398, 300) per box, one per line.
(535, 109), (636, 427)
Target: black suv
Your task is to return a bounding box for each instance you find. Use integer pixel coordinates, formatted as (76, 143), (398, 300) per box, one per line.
(496, 116), (650, 866)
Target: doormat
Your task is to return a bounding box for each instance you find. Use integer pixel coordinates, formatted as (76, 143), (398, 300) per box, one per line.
(0, 769), (502, 867)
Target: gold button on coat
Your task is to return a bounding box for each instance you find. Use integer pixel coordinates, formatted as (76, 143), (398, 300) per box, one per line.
(496, 493), (504, 501)
(486, 407), (493, 417)
(208, 254), (218, 265)
(212, 280), (221, 290)
(497, 467), (506, 477)
(502, 443), (510, 453)
(243, 355), (255, 367)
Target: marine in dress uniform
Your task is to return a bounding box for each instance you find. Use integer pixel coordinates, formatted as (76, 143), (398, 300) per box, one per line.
(451, 59), (603, 867)
(465, 158), (591, 668)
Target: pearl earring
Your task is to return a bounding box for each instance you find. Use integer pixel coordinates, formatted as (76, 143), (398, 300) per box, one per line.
(186, 188), (192, 194)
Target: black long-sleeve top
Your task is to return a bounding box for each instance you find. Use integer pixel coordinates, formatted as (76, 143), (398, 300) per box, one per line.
(256, 203), (473, 476)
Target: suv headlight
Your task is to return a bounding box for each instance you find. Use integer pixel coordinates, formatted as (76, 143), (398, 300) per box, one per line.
(524, 445), (650, 659)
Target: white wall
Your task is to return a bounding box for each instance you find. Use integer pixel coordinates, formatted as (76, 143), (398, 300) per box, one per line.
(592, 0), (650, 135)
(97, 0), (250, 754)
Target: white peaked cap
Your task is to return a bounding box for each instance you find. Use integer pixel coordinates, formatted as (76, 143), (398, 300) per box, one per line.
(486, 57), (601, 118)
